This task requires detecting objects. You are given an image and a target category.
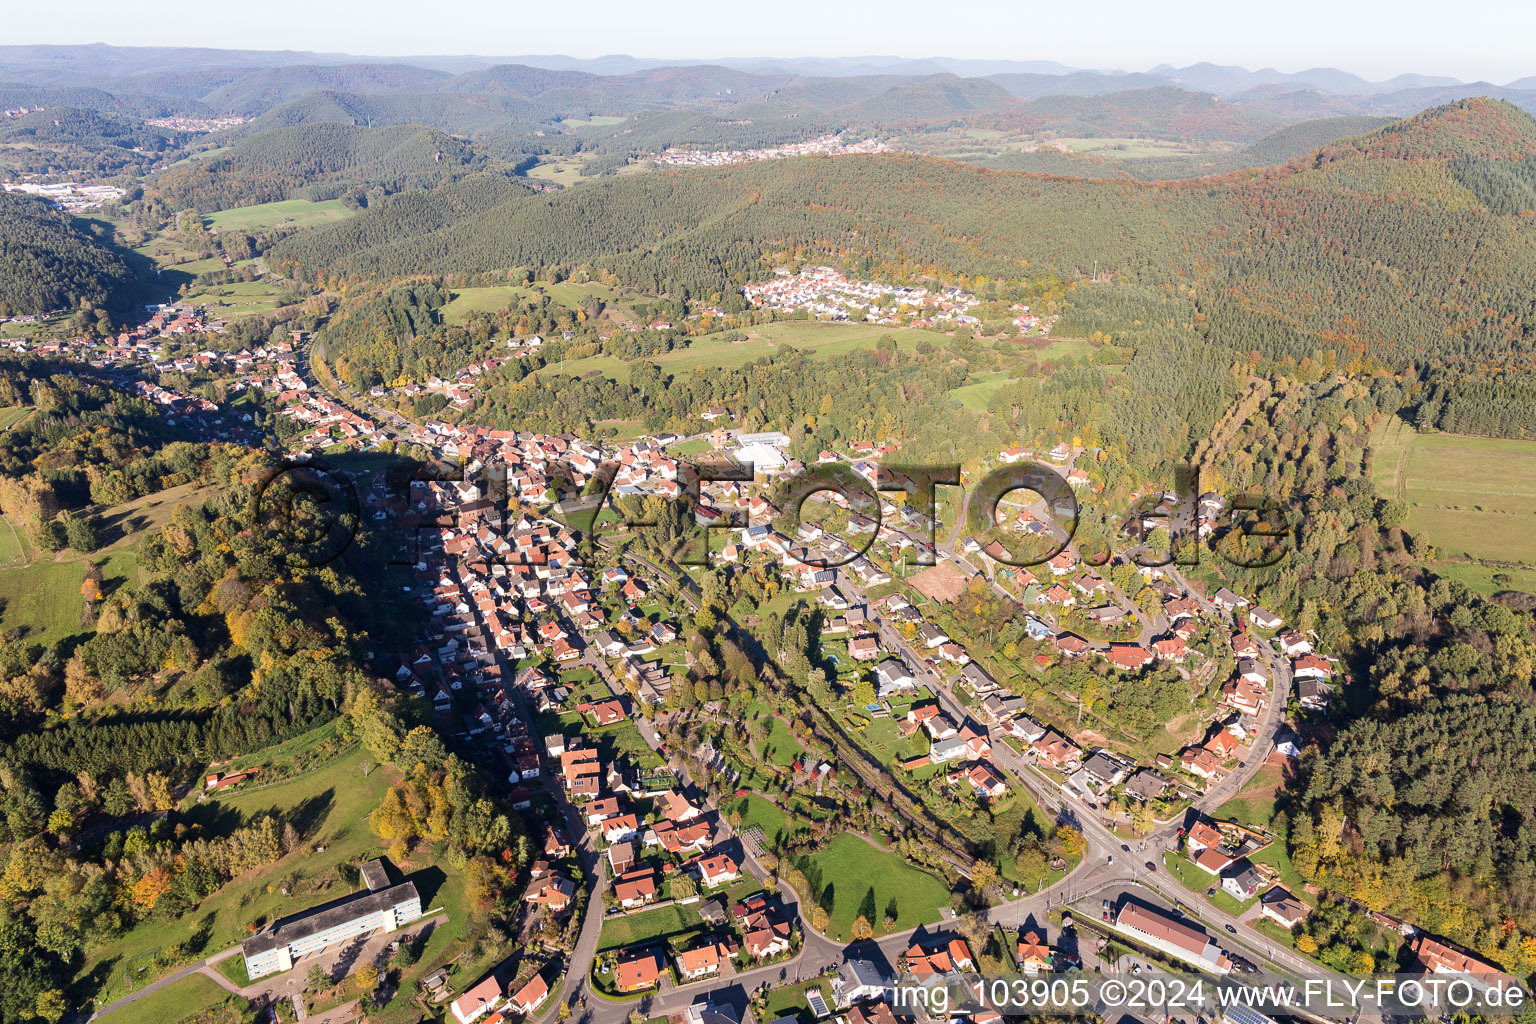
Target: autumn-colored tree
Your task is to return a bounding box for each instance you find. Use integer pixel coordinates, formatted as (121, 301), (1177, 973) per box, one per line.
(851, 915), (874, 940)
(811, 906), (830, 932)
(354, 962), (378, 992)
(1055, 825), (1086, 857)
(970, 863), (998, 904)
(131, 866), (175, 910)
(147, 771), (176, 811)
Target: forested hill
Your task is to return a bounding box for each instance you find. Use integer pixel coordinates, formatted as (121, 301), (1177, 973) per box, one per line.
(272, 98), (1536, 370)
(199, 62), (452, 116)
(0, 193), (136, 319)
(1317, 96), (1536, 160)
(147, 122), (487, 209)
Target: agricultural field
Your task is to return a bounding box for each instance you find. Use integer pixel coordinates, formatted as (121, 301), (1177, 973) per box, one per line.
(204, 199), (353, 232)
(798, 833), (950, 940)
(1371, 418), (1536, 585)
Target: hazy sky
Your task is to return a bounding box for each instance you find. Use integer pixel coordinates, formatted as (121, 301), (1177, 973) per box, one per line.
(10, 0), (1536, 84)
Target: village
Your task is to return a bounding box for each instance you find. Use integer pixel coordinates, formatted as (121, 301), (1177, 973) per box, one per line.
(2, 308), (1510, 1024)
(654, 136), (892, 167)
(743, 267), (983, 329)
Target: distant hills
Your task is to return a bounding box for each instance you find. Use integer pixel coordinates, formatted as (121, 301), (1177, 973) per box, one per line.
(1, 45), (1534, 128)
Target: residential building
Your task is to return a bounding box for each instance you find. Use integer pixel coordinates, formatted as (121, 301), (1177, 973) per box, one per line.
(241, 882), (422, 980)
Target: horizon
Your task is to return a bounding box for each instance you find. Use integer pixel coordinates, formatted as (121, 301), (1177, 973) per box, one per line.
(5, 42), (1531, 88)
(5, 0), (1535, 84)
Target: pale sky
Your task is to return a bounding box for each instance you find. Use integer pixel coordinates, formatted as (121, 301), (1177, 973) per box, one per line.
(9, 0), (1535, 85)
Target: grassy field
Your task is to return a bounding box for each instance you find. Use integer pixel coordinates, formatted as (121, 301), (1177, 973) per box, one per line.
(597, 903), (706, 952)
(439, 286), (531, 323)
(1058, 137), (1203, 158)
(0, 482), (215, 641)
(83, 744), (393, 1006)
(181, 278), (290, 319)
(801, 833), (949, 940)
(1430, 561), (1536, 597)
(526, 158), (590, 185)
(0, 515), (25, 568)
(950, 374), (1009, 412)
(561, 116), (628, 128)
(544, 320), (957, 382)
(1215, 763), (1309, 896)
(0, 531), (139, 644)
(95, 973), (233, 1024)
(731, 793), (795, 843)
(439, 281), (632, 326)
(0, 405), (32, 430)
(1371, 419), (1536, 582)
(756, 716), (806, 767)
(205, 199), (353, 232)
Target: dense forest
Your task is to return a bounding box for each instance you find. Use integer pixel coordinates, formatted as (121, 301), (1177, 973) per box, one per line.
(0, 193), (137, 319)
(0, 107), (189, 179)
(147, 122), (488, 209)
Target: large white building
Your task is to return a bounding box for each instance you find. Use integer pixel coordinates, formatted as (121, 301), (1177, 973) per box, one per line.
(241, 875), (422, 979)
(735, 443), (788, 473)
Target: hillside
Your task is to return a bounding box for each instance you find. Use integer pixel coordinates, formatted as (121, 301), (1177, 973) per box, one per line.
(1000, 86), (1281, 143)
(199, 62), (452, 115)
(1241, 114), (1399, 163)
(0, 106), (189, 177)
(0, 192), (137, 317)
(149, 122), (486, 209)
(234, 89), (540, 137)
(836, 75), (1019, 123)
(272, 99), (1536, 370)
(1318, 96), (1536, 160)
(998, 114), (1402, 181)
